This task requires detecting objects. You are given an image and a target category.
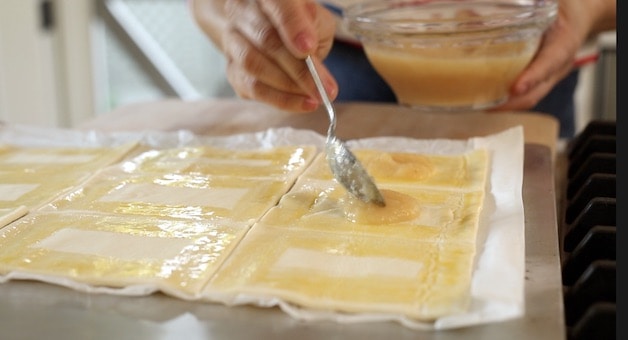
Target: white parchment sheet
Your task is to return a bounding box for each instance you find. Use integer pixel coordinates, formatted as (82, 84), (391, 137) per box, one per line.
(0, 124), (525, 330)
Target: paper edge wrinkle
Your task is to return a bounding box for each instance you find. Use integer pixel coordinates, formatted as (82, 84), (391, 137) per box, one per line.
(0, 271), (159, 296)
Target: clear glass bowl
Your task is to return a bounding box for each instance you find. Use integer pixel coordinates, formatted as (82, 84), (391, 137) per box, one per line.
(344, 0), (558, 111)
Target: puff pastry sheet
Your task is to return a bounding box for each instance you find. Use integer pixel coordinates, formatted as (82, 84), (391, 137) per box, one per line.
(0, 127), (525, 330)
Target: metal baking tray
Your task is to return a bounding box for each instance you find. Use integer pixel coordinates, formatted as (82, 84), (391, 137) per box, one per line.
(0, 144), (564, 340)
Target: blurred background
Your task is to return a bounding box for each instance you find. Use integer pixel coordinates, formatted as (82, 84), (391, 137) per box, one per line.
(0, 0), (616, 132)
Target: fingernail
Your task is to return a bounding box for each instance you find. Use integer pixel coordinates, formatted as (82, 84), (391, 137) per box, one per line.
(325, 79), (337, 98)
(303, 97), (319, 110)
(514, 82), (529, 95)
(294, 32), (314, 54)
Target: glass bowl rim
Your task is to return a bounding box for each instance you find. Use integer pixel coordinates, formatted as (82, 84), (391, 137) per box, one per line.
(344, 0), (558, 34)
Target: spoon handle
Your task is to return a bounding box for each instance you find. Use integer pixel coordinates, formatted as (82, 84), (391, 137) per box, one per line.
(305, 56), (336, 134)
(305, 55), (386, 207)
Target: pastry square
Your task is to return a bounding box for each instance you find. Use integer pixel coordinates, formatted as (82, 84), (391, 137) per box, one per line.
(0, 143), (137, 174)
(257, 176), (485, 243)
(0, 143), (138, 210)
(0, 170), (87, 211)
(205, 225), (476, 320)
(44, 166), (295, 223)
(43, 145), (317, 223)
(0, 212), (249, 297)
(126, 145), (317, 179)
(302, 148), (488, 190)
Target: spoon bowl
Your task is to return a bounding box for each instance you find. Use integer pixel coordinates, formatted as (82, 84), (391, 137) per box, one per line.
(305, 56), (385, 206)
(325, 135), (386, 206)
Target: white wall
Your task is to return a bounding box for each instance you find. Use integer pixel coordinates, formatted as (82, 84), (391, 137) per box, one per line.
(0, 0), (61, 126)
(0, 0), (96, 128)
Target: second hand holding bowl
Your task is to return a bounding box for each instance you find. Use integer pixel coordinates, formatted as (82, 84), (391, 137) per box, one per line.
(344, 0), (558, 112)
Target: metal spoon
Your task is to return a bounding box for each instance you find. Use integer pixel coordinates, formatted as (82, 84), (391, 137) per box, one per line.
(305, 55), (386, 206)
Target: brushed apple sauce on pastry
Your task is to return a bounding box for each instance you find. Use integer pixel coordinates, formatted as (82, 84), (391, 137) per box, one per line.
(340, 189), (421, 225)
(0, 141), (490, 321)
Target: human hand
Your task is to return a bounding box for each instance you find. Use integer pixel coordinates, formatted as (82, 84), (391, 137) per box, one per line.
(219, 0), (337, 112)
(492, 0), (615, 112)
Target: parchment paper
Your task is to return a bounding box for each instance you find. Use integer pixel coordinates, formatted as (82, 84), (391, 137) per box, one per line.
(0, 123), (525, 330)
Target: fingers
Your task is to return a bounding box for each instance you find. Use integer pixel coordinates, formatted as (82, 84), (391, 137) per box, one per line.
(223, 30), (320, 112)
(223, 29), (338, 112)
(495, 0), (599, 112)
(493, 14), (581, 111)
(513, 20), (577, 95)
(223, 27), (301, 94)
(220, 0), (338, 112)
(225, 0), (325, 87)
(491, 73), (558, 111)
(257, 0), (318, 56)
(310, 2), (337, 59)
(258, 0), (336, 59)
(226, 64), (320, 112)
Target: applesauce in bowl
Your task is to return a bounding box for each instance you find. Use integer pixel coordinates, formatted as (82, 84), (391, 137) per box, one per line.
(344, 0), (557, 111)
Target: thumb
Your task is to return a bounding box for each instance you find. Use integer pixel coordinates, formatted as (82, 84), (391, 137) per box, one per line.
(259, 0), (318, 57)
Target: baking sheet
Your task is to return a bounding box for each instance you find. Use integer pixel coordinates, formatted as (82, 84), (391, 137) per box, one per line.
(0, 124), (524, 330)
